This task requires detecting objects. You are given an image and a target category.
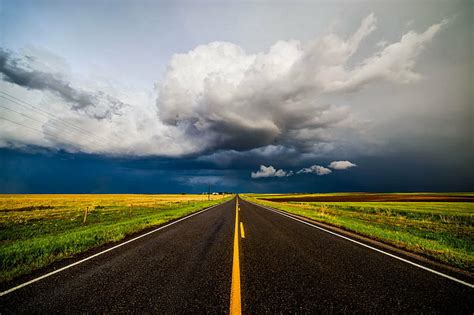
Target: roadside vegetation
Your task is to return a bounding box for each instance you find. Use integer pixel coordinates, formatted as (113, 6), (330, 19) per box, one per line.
(242, 193), (474, 272)
(0, 194), (231, 282)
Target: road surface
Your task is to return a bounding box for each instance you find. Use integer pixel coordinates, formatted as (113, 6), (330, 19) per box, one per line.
(1, 196), (472, 313)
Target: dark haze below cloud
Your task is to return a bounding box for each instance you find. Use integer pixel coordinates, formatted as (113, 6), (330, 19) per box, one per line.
(1, 148), (472, 193)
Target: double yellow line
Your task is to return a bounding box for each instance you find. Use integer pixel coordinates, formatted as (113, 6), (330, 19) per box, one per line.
(230, 198), (243, 314)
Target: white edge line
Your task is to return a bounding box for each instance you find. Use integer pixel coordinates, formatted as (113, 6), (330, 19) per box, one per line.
(0, 200), (231, 297)
(244, 199), (474, 289)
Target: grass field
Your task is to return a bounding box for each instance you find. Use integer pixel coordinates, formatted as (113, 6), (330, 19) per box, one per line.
(242, 193), (474, 272)
(0, 194), (231, 282)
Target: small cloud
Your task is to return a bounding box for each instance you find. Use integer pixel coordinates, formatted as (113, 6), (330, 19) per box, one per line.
(328, 160), (357, 170)
(297, 165), (332, 176)
(251, 165), (292, 179)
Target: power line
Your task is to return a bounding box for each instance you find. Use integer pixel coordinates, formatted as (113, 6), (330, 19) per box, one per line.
(0, 116), (90, 150)
(0, 104), (111, 152)
(0, 92), (128, 154)
(0, 91), (122, 145)
(0, 93), (99, 140)
(0, 92), (118, 145)
(0, 104), (46, 125)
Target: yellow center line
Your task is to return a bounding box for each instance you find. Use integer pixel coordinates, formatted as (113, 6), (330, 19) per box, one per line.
(230, 199), (242, 315)
(240, 222), (245, 239)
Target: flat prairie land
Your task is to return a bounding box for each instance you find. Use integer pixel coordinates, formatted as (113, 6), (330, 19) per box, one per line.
(258, 192), (474, 202)
(0, 194), (231, 282)
(243, 193), (474, 272)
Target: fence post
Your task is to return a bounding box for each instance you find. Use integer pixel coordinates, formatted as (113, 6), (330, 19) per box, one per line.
(83, 206), (89, 224)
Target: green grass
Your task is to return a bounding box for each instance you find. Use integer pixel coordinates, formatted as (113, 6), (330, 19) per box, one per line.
(242, 194), (474, 272)
(0, 194), (232, 282)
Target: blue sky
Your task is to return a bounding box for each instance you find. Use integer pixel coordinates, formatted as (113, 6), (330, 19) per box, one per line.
(0, 0), (472, 193)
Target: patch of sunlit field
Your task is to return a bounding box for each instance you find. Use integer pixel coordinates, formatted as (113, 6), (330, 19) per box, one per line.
(242, 193), (474, 272)
(249, 192), (474, 199)
(0, 194), (231, 282)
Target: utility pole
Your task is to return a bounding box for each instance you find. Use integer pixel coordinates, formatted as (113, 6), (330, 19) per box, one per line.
(208, 183), (210, 201)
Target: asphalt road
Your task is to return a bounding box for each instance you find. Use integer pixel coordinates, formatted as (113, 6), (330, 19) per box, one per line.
(238, 198), (473, 313)
(1, 199), (235, 313)
(1, 196), (473, 313)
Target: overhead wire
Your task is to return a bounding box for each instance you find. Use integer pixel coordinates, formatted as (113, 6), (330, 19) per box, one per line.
(0, 91), (123, 145)
(0, 116), (91, 151)
(0, 91), (124, 154)
(0, 104), (112, 153)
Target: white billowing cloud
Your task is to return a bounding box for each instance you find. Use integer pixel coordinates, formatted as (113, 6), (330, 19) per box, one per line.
(0, 14), (448, 157)
(251, 165), (293, 179)
(156, 13), (448, 154)
(334, 18), (451, 91)
(296, 165), (332, 176)
(328, 160), (357, 170)
(0, 78), (199, 156)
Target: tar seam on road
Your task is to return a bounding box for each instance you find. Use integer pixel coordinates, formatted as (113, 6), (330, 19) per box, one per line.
(240, 222), (245, 239)
(230, 199), (242, 314)
(0, 200), (230, 297)
(246, 200), (474, 289)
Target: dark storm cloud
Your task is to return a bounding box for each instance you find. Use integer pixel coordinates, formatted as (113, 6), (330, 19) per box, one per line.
(0, 49), (127, 120)
(155, 14), (450, 156)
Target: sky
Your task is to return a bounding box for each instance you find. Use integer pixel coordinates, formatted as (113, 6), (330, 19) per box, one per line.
(0, 0), (472, 193)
